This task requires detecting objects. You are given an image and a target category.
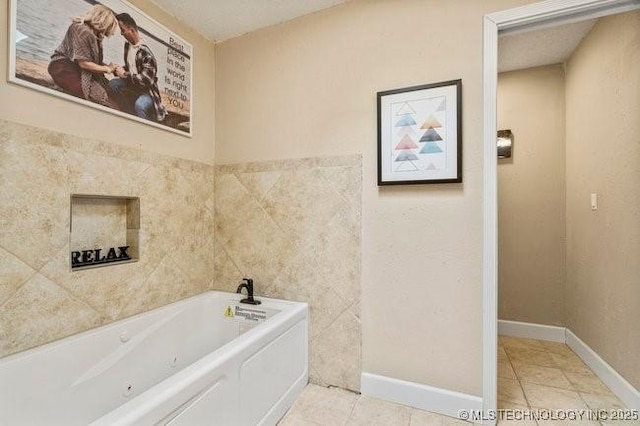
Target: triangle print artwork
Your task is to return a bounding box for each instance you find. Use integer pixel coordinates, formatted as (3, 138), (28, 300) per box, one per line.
(395, 150), (420, 162)
(420, 115), (443, 129)
(420, 142), (443, 154)
(420, 128), (443, 142)
(395, 161), (419, 172)
(394, 150), (420, 171)
(395, 114), (417, 127)
(396, 102), (417, 116)
(395, 135), (419, 150)
(385, 90), (455, 180)
(396, 126), (417, 139)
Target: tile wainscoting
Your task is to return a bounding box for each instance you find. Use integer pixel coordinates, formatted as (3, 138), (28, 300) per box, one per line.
(0, 120), (215, 357)
(214, 155), (362, 391)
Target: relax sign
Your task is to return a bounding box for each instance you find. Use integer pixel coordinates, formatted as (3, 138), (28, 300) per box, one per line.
(71, 246), (131, 269)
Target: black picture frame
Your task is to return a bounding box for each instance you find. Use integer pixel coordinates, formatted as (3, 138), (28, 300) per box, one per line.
(377, 79), (462, 185)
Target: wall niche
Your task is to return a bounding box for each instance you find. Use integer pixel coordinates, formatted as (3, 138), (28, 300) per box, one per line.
(70, 195), (140, 270)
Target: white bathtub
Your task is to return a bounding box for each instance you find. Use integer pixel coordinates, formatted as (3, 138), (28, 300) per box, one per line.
(0, 291), (308, 426)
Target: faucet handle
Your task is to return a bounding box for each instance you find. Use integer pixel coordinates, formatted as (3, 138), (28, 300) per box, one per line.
(239, 278), (260, 305)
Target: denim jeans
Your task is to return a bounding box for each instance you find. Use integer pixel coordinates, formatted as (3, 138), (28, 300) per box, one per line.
(107, 78), (155, 121)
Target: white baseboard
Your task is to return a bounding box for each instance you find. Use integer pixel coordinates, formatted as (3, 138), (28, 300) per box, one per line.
(565, 329), (640, 410)
(360, 372), (482, 420)
(498, 319), (566, 342)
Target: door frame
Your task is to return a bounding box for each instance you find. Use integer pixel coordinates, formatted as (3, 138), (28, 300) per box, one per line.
(482, 0), (640, 422)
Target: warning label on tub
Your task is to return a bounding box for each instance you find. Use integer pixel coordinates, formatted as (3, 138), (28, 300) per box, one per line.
(234, 306), (267, 322)
(223, 305), (271, 322)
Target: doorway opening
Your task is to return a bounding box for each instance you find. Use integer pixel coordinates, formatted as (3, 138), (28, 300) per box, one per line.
(483, 0), (640, 422)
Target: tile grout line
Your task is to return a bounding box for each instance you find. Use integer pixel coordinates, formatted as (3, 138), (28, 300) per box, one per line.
(502, 337), (572, 410)
(500, 336), (626, 424)
(36, 243), (110, 319)
(504, 339), (543, 425)
(1, 243), (107, 320)
(540, 338), (616, 412)
(229, 169), (360, 306)
(549, 342), (605, 422)
(229, 170), (302, 271)
(343, 393), (361, 425)
(212, 242), (245, 290)
(0, 242), (51, 309)
(116, 250), (169, 317)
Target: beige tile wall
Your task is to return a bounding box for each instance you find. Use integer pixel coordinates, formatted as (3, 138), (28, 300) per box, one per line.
(0, 120), (215, 357)
(214, 155), (362, 391)
(0, 120), (362, 391)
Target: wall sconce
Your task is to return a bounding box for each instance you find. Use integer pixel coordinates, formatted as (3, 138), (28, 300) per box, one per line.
(497, 129), (513, 159)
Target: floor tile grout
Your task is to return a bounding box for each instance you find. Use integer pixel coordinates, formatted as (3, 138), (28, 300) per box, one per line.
(282, 337), (627, 425)
(498, 335), (628, 425)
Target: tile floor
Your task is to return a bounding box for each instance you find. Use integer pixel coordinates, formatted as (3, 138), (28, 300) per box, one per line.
(279, 336), (637, 425)
(278, 383), (469, 425)
(498, 335), (635, 425)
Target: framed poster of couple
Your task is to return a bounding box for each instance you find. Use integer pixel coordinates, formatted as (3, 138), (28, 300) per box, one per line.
(9, 0), (193, 136)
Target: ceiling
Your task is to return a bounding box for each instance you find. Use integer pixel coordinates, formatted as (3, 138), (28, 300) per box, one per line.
(151, 1), (596, 69)
(498, 19), (597, 73)
(152, 0), (347, 42)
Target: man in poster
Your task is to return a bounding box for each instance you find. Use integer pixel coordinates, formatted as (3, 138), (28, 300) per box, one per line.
(108, 13), (166, 122)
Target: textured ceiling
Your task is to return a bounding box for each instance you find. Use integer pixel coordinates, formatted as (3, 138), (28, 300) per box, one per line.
(152, 0), (347, 42)
(152, 1), (596, 68)
(499, 19), (597, 73)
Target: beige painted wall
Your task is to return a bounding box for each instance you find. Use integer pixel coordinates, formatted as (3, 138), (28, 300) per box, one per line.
(216, 0), (535, 396)
(0, 0), (216, 164)
(565, 11), (640, 389)
(497, 65), (566, 326)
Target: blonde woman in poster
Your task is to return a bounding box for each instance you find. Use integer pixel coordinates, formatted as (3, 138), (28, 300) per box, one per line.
(47, 4), (119, 108)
